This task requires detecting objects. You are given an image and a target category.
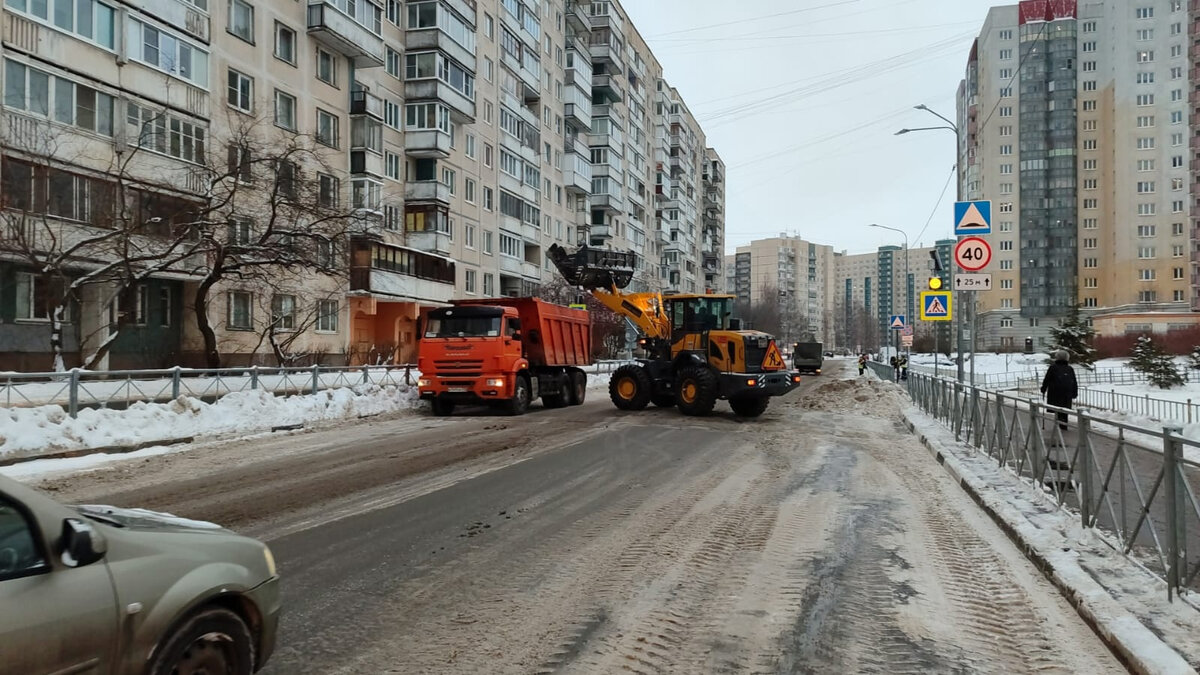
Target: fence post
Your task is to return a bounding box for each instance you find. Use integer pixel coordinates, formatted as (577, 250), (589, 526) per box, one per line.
(1189, 400), (1193, 425)
(1078, 416), (1093, 528)
(171, 366), (182, 399)
(312, 364), (321, 395)
(405, 364), (413, 386)
(1029, 400), (1044, 481)
(363, 365), (370, 385)
(1163, 425), (1183, 601)
(993, 392), (1006, 461)
(250, 365), (259, 390)
(68, 368), (80, 418)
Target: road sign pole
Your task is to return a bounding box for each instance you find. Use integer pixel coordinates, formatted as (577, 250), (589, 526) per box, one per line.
(969, 292), (977, 387)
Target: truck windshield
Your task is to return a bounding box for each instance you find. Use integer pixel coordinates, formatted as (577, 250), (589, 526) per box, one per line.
(425, 316), (502, 338)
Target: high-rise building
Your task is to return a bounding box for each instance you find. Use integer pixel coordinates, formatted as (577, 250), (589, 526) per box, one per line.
(724, 235), (837, 346)
(959, 0), (1196, 349)
(0, 0), (724, 369)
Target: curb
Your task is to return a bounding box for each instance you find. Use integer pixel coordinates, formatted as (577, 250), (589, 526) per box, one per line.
(900, 407), (1195, 675)
(0, 437), (196, 468)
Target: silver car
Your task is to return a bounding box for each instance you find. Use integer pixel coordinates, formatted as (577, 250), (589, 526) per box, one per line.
(0, 473), (280, 674)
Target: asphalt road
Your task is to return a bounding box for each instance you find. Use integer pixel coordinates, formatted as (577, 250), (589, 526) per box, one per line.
(34, 364), (1124, 673)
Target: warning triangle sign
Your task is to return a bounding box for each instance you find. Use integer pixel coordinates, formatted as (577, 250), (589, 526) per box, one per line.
(955, 202), (990, 234)
(762, 342), (786, 371)
(925, 297), (947, 315)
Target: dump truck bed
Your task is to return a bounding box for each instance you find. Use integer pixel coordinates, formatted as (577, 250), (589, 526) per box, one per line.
(451, 298), (592, 367)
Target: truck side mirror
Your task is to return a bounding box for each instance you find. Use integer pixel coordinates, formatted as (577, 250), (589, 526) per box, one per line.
(729, 318), (743, 330)
(511, 331), (522, 342)
(60, 518), (106, 567)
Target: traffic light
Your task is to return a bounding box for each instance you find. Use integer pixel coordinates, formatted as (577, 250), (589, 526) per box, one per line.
(928, 276), (943, 291)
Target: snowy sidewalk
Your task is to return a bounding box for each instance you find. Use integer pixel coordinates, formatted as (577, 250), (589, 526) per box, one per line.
(900, 398), (1200, 674)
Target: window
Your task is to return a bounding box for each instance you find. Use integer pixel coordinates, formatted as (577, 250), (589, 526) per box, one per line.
(1083, 198), (1098, 209)
(228, 291), (253, 329)
(1000, 144), (1012, 155)
(999, 29), (1013, 39)
(1001, 299), (1013, 308)
(271, 294), (296, 330)
(1000, 260), (1013, 270)
(274, 90), (296, 130)
(1082, 298), (1098, 308)
(227, 217), (253, 244)
(999, 106), (1013, 117)
(499, 233), (522, 257)
(484, 12), (493, 38)
(1138, 203), (1156, 215)
(1083, 218), (1098, 229)
(1082, 159), (1096, 170)
(1136, 94), (1154, 106)
(1083, 139), (1098, 150)
(1137, 137), (1155, 149)
(125, 19), (209, 86)
(484, 57), (493, 82)
(483, 273), (494, 296)
(316, 300), (338, 332)
(317, 48), (337, 86)
(384, 99), (400, 129)
(1174, 290), (1185, 302)
(1136, 6), (1153, 18)
(1137, 50), (1154, 63)
(1083, 278), (1097, 289)
(1137, 181), (1155, 193)
(1138, 246), (1157, 259)
(1083, 100), (1097, 111)
(386, 0), (400, 25)
(227, 144), (253, 183)
(484, 100), (493, 124)
(1137, 159), (1156, 171)
(465, 133), (476, 159)
(5, 0), (115, 48)
(0, 498), (47, 580)
(1082, 41), (1096, 52)
(1082, 238), (1097, 248)
(483, 143), (493, 167)
(316, 108), (339, 148)
(1000, 280), (1014, 291)
(1170, 44), (1182, 57)
(999, 221), (1013, 232)
(1000, 317), (1014, 327)
(465, 178), (475, 203)
(999, 125), (1013, 136)
(999, 86), (1012, 97)
(404, 51), (474, 99)
(126, 103), (206, 163)
(275, 159), (297, 199)
(1082, 80), (1096, 91)
(464, 222), (475, 248)
(483, 186), (493, 211)
(442, 167), (455, 195)
(1173, 244), (1186, 257)
(1170, 111), (1183, 124)
(385, 151), (401, 180)
(318, 173), (339, 208)
(4, 60), (116, 137)
(1082, 178), (1097, 189)
(1136, 115), (1154, 127)
(405, 102), (451, 132)
(1174, 267), (1185, 280)
(1082, 61), (1096, 72)
(1083, 258), (1098, 269)
(386, 47), (401, 79)
(1137, 225), (1156, 237)
(1137, 28), (1153, 40)
(1139, 291), (1157, 303)
(999, 183), (1013, 194)
(999, 240), (1013, 250)
(1173, 222), (1185, 236)
(999, 67), (1013, 79)
(1172, 178), (1184, 191)
(483, 229), (493, 254)
(1172, 200), (1184, 213)
(998, 202), (1013, 213)
(999, 48), (1012, 59)
(228, 0), (253, 42)
(465, 269), (476, 293)
(1081, 21), (1095, 32)
(273, 22), (295, 65)
(1172, 155), (1184, 168)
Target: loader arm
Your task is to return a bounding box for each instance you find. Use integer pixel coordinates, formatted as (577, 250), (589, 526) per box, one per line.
(588, 285), (671, 342)
(547, 244), (670, 341)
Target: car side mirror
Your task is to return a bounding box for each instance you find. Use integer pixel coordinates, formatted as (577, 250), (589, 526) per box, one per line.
(728, 318), (743, 330)
(61, 518), (106, 568)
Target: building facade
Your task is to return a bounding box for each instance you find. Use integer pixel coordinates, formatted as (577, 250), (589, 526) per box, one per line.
(724, 235), (837, 345)
(0, 0), (724, 369)
(959, 0), (1196, 348)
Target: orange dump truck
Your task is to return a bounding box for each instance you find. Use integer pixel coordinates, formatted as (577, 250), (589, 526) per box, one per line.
(417, 298), (592, 416)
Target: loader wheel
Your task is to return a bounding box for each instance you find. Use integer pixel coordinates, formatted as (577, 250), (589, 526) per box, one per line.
(506, 375), (531, 416)
(675, 366), (718, 417)
(729, 396), (770, 418)
(651, 393), (677, 408)
(567, 370), (587, 406)
(609, 365), (652, 411)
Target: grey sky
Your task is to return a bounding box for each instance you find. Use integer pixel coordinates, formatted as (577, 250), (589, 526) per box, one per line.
(621, 0), (998, 256)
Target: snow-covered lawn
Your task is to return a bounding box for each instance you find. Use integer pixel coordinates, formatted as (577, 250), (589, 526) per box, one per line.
(0, 384), (423, 462)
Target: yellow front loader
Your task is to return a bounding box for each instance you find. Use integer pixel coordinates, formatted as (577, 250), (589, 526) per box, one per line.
(547, 245), (802, 418)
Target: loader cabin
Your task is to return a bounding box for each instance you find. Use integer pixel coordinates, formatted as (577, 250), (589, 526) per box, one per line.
(665, 294), (735, 341)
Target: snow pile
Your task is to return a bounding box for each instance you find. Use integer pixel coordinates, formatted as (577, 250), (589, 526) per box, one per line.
(587, 373), (612, 391)
(800, 377), (895, 414)
(0, 384), (423, 460)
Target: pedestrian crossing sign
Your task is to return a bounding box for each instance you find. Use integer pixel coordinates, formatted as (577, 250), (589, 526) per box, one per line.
(920, 291), (952, 321)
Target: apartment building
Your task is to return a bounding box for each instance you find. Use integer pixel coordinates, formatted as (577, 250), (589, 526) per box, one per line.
(959, 0), (1196, 349)
(723, 236), (837, 346)
(0, 0), (724, 369)
(702, 148), (725, 292)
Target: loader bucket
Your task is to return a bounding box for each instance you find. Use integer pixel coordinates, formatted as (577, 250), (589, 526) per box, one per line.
(548, 244), (638, 290)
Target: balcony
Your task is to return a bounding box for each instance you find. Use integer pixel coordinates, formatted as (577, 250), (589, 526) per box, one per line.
(500, 256), (523, 275)
(592, 190), (623, 213)
(565, 152), (592, 194)
(565, 0), (589, 32)
(350, 90), (384, 119)
(405, 180), (452, 205)
(522, 261), (540, 279)
(405, 80), (475, 121)
(564, 86), (592, 129)
(565, 40), (592, 88)
(307, 2), (385, 67)
(350, 149), (384, 177)
(405, 129), (453, 158)
(405, 229), (452, 255)
(588, 40), (623, 73)
(405, 28), (477, 72)
(351, 266), (455, 304)
(592, 74), (623, 103)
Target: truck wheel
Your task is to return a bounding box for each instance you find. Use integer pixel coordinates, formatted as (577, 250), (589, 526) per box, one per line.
(609, 365), (651, 410)
(676, 366), (718, 416)
(567, 370), (587, 406)
(651, 393), (677, 408)
(729, 396), (770, 418)
(542, 392), (567, 409)
(507, 376), (531, 416)
(431, 398), (455, 416)
(149, 607), (254, 675)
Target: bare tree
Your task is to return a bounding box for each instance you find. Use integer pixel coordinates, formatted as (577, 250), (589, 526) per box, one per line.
(536, 276), (628, 360)
(246, 284), (344, 367)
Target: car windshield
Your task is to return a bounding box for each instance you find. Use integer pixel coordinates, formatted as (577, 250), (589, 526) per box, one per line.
(425, 315), (501, 338)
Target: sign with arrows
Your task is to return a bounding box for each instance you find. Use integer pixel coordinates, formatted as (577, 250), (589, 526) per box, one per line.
(953, 274), (993, 291)
(954, 200), (992, 236)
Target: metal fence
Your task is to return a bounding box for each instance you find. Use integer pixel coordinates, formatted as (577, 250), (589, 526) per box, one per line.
(1076, 387), (1200, 425)
(907, 364), (1155, 391)
(906, 371), (1200, 598)
(0, 364), (420, 418)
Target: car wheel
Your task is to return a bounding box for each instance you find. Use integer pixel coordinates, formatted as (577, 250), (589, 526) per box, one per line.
(150, 607), (254, 675)
(729, 396), (770, 418)
(675, 366), (719, 416)
(609, 365), (652, 410)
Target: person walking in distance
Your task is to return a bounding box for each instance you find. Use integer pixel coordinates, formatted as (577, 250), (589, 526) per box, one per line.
(858, 353), (867, 376)
(1041, 350), (1078, 435)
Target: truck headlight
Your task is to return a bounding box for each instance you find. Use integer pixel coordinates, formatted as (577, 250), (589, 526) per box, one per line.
(418, 378), (432, 387)
(486, 378), (505, 387)
(263, 545), (277, 577)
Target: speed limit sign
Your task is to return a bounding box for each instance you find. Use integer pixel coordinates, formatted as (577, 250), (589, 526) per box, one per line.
(954, 236), (992, 271)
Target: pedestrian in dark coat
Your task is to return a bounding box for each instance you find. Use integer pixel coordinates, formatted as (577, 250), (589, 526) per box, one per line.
(1041, 350), (1078, 431)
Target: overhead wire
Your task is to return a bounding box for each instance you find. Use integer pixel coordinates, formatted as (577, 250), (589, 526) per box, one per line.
(643, 0), (862, 38)
(911, 163), (957, 245)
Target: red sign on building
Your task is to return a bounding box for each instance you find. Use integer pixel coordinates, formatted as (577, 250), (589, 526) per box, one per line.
(1018, 0), (1077, 24)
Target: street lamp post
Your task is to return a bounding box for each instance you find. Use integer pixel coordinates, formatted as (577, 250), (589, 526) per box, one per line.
(896, 104), (967, 384)
(869, 224), (909, 372)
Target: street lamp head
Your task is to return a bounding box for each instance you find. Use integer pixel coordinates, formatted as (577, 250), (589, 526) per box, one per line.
(895, 129), (911, 136)
(914, 104), (928, 111)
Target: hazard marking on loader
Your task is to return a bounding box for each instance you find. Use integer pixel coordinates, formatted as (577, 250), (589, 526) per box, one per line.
(762, 342), (786, 371)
